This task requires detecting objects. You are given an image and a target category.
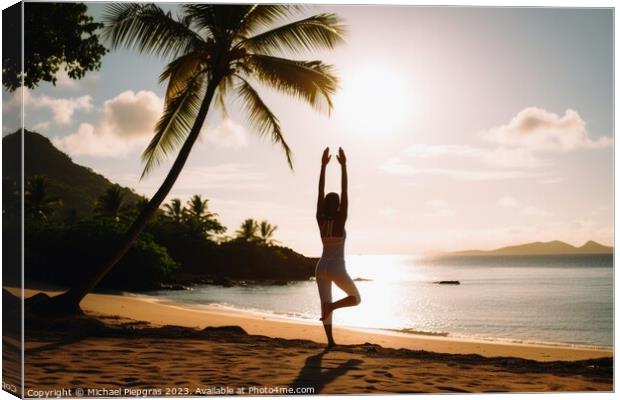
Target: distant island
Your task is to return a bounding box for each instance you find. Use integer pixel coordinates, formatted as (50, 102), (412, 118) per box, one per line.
(443, 240), (613, 257)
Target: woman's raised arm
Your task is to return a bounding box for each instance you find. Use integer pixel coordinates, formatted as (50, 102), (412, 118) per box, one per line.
(337, 147), (348, 219)
(317, 147), (330, 220)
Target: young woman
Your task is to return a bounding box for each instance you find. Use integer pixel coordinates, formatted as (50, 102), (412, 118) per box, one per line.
(315, 147), (361, 348)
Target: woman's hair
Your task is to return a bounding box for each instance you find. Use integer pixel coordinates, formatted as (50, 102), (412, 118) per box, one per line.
(323, 192), (340, 219)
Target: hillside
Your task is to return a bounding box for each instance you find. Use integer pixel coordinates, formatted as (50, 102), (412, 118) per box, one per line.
(3, 130), (143, 218)
(446, 240), (613, 256)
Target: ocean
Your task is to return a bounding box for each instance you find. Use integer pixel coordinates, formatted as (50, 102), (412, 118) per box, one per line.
(145, 254), (613, 348)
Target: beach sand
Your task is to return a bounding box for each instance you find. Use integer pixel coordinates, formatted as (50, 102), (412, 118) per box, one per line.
(11, 288), (614, 394)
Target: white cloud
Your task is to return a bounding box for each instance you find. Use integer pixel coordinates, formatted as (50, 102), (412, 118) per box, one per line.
(381, 158), (535, 181)
(483, 107), (612, 151)
(498, 196), (519, 208)
(53, 90), (248, 159)
(32, 121), (50, 131)
(111, 163), (272, 197)
(53, 90), (163, 157)
(3, 88), (93, 126)
(520, 206), (552, 217)
(53, 123), (138, 158)
(200, 118), (247, 148)
(404, 143), (547, 169)
(26, 90), (93, 125)
(384, 107), (610, 183)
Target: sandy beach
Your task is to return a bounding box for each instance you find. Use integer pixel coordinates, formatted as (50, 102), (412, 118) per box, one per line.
(5, 287), (612, 394)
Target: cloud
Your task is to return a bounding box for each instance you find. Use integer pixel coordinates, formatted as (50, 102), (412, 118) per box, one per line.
(404, 143), (547, 169)
(498, 196), (519, 208)
(3, 88), (93, 126)
(199, 118), (248, 148)
(53, 90), (248, 159)
(381, 158), (536, 181)
(109, 163), (271, 197)
(483, 107), (612, 151)
(384, 107), (610, 182)
(100, 90), (163, 139)
(53, 123), (138, 158)
(32, 121), (51, 132)
(53, 90), (163, 157)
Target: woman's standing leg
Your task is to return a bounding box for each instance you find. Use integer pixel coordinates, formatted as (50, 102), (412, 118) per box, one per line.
(316, 273), (336, 347)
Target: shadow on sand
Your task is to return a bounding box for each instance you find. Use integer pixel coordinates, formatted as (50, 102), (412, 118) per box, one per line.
(291, 349), (363, 393)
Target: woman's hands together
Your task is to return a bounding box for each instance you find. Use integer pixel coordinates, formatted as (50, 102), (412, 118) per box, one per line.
(322, 147), (346, 166)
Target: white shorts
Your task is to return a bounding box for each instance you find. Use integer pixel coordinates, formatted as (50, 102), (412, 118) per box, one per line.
(315, 257), (361, 325)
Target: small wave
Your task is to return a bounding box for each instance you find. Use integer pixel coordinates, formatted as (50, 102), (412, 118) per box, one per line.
(384, 328), (449, 337)
(353, 277), (372, 282)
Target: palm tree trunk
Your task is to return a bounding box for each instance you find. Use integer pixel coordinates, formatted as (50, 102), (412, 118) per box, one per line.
(41, 75), (223, 312)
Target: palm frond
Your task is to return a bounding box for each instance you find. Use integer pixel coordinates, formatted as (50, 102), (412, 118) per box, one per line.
(102, 3), (204, 59)
(141, 73), (206, 178)
(243, 54), (338, 113)
(241, 14), (345, 55)
(239, 5), (305, 35)
(159, 52), (205, 104)
(214, 75), (233, 118)
(235, 76), (293, 170)
(181, 4), (252, 40)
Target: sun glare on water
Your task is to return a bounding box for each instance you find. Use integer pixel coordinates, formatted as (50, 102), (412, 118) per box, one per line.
(334, 65), (415, 136)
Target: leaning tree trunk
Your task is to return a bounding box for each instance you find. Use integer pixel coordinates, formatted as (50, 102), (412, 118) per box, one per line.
(29, 75), (222, 315)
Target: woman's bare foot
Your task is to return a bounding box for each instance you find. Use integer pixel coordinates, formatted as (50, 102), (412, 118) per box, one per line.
(320, 302), (333, 321)
(326, 341), (337, 349)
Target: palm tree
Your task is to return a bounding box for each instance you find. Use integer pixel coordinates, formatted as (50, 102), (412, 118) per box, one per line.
(235, 218), (259, 242)
(42, 4), (343, 313)
(25, 175), (62, 222)
(185, 195), (225, 238)
(94, 185), (128, 221)
(257, 220), (278, 246)
(186, 194), (209, 220)
(163, 198), (186, 223)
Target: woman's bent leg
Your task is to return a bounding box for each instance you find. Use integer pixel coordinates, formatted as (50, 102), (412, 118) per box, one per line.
(330, 268), (361, 312)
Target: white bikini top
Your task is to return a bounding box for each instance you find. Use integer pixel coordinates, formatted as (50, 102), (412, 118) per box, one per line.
(320, 219), (346, 259)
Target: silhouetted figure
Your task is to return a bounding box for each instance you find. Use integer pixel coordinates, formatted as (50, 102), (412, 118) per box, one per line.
(315, 147), (361, 348)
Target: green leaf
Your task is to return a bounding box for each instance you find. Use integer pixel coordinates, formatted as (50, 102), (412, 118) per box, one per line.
(242, 13), (345, 55)
(243, 54), (338, 114)
(236, 76), (293, 170)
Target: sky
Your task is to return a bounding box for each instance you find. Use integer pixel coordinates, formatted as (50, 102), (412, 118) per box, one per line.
(3, 4), (613, 256)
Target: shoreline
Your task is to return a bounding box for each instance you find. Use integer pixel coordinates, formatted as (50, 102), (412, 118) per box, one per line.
(16, 287), (613, 362)
(138, 291), (613, 352)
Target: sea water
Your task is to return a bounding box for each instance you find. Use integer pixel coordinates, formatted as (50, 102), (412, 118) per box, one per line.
(146, 254), (613, 348)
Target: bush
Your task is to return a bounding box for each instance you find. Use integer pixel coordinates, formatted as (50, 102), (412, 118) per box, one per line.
(25, 219), (178, 291)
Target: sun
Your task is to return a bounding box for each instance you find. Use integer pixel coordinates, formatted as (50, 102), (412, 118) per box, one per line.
(333, 64), (415, 136)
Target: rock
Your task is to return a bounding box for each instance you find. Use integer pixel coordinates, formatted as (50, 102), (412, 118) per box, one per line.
(434, 280), (460, 285)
